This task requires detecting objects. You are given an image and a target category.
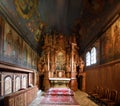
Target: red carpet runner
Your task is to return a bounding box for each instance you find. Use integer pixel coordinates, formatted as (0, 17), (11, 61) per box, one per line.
(40, 88), (80, 106)
(46, 88), (74, 96)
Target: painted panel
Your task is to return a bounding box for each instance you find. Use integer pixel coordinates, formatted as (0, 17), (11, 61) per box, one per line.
(101, 27), (114, 62)
(15, 76), (20, 91)
(112, 18), (120, 58)
(0, 17), (38, 69)
(4, 76), (12, 95)
(101, 17), (120, 63)
(22, 76), (27, 88)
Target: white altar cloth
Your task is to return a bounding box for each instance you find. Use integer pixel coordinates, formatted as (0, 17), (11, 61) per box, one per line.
(49, 78), (71, 81)
(49, 78), (71, 87)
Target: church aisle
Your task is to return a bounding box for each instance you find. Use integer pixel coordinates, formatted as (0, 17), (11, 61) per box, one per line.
(29, 90), (98, 106)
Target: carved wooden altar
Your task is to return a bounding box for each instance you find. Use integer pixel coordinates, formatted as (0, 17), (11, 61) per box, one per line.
(38, 34), (83, 91)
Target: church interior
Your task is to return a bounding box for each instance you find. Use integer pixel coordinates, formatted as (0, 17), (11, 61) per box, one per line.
(0, 0), (120, 106)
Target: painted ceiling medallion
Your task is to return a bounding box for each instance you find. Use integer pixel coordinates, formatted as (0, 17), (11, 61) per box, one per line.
(14, 0), (38, 19)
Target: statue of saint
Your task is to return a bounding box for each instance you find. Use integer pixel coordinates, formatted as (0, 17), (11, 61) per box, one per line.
(79, 57), (85, 73)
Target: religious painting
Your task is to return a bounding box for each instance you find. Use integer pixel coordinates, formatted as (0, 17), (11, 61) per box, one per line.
(55, 50), (66, 70)
(14, 0), (38, 19)
(0, 17), (4, 55)
(4, 23), (14, 57)
(101, 27), (114, 62)
(0, 25), (2, 56)
(17, 36), (22, 62)
(23, 43), (28, 64)
(1, 17), (38, 69)
(31, 50), (35, 67)
(12, 30), (20, 60)
(94, 39), (100, 64)
(27, 46), (32, 66)
(112, 18), (120, 58)
(4, 22), (22, 63)
(33, 52), (37, 68)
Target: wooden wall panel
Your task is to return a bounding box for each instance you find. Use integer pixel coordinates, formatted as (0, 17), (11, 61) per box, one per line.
(86, 61), (120, 92)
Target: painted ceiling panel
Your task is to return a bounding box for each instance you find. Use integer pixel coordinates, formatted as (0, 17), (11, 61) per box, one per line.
(0, 0), (120, 54)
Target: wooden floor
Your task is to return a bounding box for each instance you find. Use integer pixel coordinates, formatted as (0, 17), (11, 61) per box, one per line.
(29, 89), (98, 106)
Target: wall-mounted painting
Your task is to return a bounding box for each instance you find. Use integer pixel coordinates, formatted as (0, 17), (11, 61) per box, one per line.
(112, 18), (120, 58)
(101, 26), (114, 62)
(101, 17), (120, 63)
(4, 23), (14, 57)
(0, 17), (38, 70)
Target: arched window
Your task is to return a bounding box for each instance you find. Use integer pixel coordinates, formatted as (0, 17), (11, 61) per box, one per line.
(91, 47), (96, 64)
(86, 52), (90, 66)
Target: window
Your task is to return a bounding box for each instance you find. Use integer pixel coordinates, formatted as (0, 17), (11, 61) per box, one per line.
(86, 52), (90, 66)
(91, 47), (96, 64)
(86, 47), (97, 66)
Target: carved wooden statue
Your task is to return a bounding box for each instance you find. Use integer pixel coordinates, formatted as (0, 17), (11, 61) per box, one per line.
(79, 57), (85, 73)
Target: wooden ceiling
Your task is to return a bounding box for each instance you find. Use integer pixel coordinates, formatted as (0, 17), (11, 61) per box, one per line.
(0, 0), (120, 54)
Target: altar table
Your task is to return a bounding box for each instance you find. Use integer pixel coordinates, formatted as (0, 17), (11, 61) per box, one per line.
(49, 78), (71, 87)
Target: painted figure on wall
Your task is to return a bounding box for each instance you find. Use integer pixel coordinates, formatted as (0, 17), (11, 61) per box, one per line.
(114, 19), (120, 56)
(12, 33), (20, 60)
(31, 52), (36, 68)
(4, 29), (13, 57)
(27, 47), (32, 66)
(0, 22), (3, 54)
(17, 37), (22, 61)
(23, 43), (27, 64)
(101, 28), (113, 60)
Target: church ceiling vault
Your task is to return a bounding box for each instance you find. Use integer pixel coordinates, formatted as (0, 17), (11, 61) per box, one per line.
(0, 0), (120, 55)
